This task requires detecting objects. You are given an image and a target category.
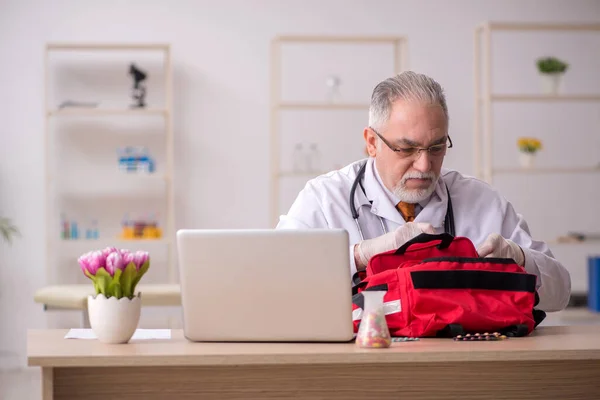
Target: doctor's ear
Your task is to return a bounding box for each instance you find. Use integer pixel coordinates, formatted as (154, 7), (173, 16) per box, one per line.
(363, 128), (378, 157)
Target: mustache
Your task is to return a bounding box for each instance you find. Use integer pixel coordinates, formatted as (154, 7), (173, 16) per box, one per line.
(401, 171), (437, 183)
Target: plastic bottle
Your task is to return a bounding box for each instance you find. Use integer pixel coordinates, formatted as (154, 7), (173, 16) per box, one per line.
(325, 75), (342, 104)
(147, 154), (156, 173)
(306, 143), (321, 173)
(292, 143), (306, 173)
(117, 148), (127, 172)
(61, 214), (69, 240)
(125, 147), (136, 172)
(92, 220), (99, 239)
(86, 220), (98, 239)
(356, 291), (392, 348)
(138, 147), (150, 173)
(70, 221), (79, 240)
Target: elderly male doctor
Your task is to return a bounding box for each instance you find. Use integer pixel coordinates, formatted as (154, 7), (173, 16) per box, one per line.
(277, 71), (570, 312)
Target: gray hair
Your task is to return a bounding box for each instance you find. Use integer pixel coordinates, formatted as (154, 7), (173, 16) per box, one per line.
(368, 71), (449, 130)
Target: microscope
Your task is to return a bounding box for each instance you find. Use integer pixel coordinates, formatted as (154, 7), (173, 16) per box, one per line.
(128, 63), (147, 108)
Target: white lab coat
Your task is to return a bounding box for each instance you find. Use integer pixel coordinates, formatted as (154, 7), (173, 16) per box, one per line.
(277, 157), (571, 312)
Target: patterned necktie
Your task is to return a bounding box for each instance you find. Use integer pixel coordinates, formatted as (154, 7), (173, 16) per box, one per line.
(396, 202), (416, 222)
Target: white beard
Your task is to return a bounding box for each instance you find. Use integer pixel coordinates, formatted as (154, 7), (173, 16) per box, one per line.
(393, 171), (439, 203)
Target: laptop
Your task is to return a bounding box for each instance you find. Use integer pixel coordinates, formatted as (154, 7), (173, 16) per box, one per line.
(176, 228), (354, 342)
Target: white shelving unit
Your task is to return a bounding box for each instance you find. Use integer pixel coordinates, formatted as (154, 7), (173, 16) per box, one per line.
(473, 22), (600, 183)
(473, 22), (600, 264)
(43, 43), (176, 291)
(269, 35), (408, 226)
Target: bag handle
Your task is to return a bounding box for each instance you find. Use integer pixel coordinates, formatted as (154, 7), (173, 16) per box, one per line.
(395, 233), (455, 255)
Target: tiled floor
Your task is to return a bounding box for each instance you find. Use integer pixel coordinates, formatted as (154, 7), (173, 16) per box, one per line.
(2, 307), (600, 400)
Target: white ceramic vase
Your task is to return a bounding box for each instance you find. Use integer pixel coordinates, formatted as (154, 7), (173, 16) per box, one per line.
(87, 293), (141, 344)
(540, 72), (563, 95)
(519, 152), (535, 169)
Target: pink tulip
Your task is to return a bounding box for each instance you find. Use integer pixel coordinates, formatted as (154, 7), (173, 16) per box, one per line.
(106, 251), (124, 276)
(78, 250), (104, 276)
(132, 251), (150, 271)
(77, 251), (94, 275)
(79, 247), (150, 299)
(102, 247), (118, 258)
(120, 249), (134, 267)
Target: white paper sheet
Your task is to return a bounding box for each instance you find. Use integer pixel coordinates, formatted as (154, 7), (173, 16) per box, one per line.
(64, 329), (171, 340)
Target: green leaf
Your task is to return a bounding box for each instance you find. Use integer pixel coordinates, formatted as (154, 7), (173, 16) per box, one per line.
(107, 268), (123, 299)
(131, 260), (150, 295)
(536, 56), (568, 74)
(120, 263), (137, 299)
(0, 217), (19, 245)
(94, 268), (112, 297)
(83, 268), (94, 281)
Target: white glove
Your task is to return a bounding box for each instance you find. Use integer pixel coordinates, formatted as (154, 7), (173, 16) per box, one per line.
(356, 222), (435, 269)
(476, 233), (525, 266)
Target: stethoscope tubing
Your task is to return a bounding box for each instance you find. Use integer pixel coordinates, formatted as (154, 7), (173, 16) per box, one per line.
(349, 160), (455, 241)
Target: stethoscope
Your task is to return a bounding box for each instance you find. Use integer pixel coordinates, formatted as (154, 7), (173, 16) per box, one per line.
(349, 160), (455, 241)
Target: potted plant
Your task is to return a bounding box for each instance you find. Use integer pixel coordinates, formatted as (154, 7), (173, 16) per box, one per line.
(517, 137), (542, 168)
(0, 217), (19, 244)
(78, 247), (150, 343)
(536, 56), (568, 95)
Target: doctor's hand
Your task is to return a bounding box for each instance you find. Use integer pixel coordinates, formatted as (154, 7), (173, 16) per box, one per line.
(355, 222), (435, 270)
(476, 233), (525, 266)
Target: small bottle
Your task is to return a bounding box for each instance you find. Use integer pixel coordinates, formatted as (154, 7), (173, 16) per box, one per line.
(147, 155), (156, 173)
(61, 214), (69, 240)
(138, 147), (149, 173)
(306, 143), (321, 173)
(86, 220), (98, 239)
(92, 220), (99, 239)
(125, 147), (136, 172)
(292, 143), (306, 173)
(117, 148), (126, 172)
(70, 221), (79, 240)
(356, 291), (392, 348)
(325, 75), (342, 104)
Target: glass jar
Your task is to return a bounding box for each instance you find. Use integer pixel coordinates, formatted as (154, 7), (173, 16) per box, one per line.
(355, 291), (391, 348)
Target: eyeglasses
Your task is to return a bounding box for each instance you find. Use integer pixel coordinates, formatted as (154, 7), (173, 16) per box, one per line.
(370, 127), (453, 159)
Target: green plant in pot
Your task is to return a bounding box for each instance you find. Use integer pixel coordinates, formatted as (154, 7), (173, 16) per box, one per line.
(536, 56), (568, 95)
(0, 217), (19, 244)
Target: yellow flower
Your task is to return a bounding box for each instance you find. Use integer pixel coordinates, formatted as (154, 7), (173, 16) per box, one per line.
(517, 137), (542, 153)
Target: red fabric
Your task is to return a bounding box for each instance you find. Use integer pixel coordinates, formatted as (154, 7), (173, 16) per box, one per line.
(352, 235), (541, 338)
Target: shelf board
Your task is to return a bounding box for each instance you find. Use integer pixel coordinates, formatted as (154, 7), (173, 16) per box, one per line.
(277, 103), (370, 110)
(50, 173), (168, 183)
(277, 171), (331, 178)
(487, 94), (600, 102)
(548, 237), (600, 246)
(47, 108), (168, 117)
(51, 174), (169, 197)
(485, 22), (600, 32)
(493, 166), (600, 174)
(47, 43), (169, 51)
(59, 238), (171, 249)
(275, 35), (405, 43)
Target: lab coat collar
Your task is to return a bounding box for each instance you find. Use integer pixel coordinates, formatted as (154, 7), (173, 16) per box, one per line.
(414, 175), (448, 229)
(362, 158), (407, 226)
(361, 158), (448, 229)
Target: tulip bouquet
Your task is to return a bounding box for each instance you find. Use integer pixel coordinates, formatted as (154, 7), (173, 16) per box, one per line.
(78, 247), (150, 299)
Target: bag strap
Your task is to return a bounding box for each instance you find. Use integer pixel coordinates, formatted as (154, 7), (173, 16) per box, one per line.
(395, 233), (455, 255)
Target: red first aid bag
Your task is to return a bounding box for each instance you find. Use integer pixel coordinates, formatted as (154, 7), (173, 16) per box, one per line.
(352, 233), (546, 338)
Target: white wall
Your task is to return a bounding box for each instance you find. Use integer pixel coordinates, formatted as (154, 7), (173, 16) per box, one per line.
(1, 0), (600, 369)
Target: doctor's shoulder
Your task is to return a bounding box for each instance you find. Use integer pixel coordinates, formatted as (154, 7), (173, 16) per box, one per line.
(302, 159), (364, 196)
(441, 169), (509, 212)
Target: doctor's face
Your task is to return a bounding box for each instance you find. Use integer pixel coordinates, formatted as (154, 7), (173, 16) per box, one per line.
(364, 100), (449, 203)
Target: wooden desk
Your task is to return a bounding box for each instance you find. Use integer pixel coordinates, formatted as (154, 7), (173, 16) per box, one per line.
(28, 326), (600, 400)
